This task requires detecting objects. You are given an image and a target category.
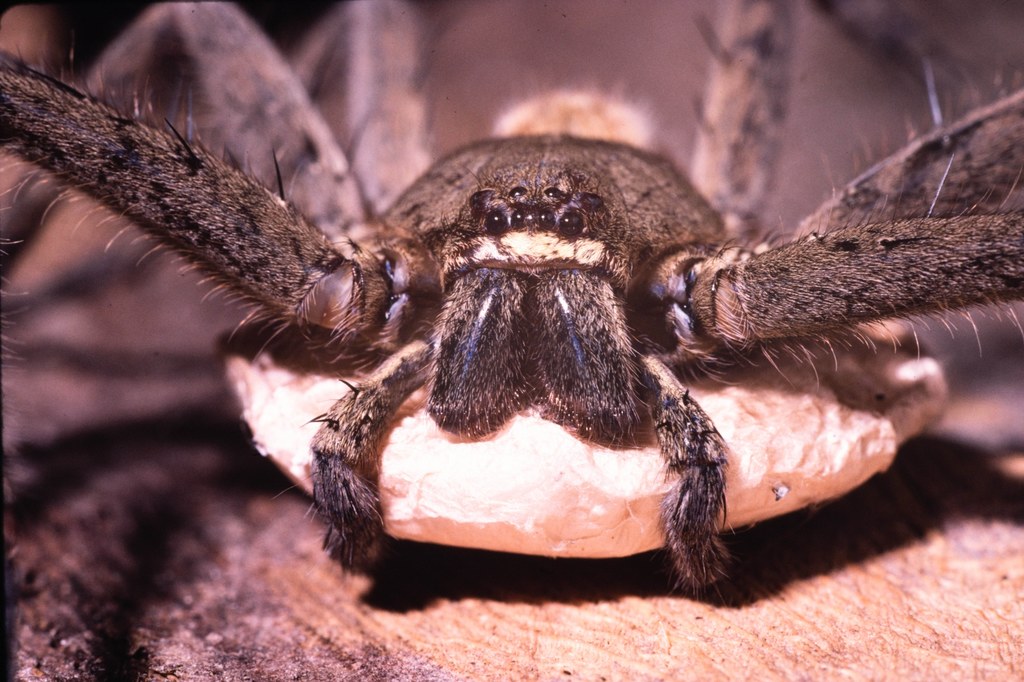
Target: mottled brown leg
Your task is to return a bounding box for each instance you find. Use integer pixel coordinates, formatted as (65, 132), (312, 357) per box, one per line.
(688, 212), (1024, 346)
(311, 340), (431, 568)
(799, 90), (1024, 232)
(0, 57), (390, 337)
(291, 0), (431, 218)
(88, 2), (365, 239)
(641, 356), (729, 590)
(691, 0), (793, 239)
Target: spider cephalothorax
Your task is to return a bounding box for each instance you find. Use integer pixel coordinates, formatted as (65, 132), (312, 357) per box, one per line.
(2, 2), (1023, 592)
(399, 137), (723, 441)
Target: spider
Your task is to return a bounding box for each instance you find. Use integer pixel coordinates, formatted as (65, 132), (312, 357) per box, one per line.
(2, 1), (1023, 592)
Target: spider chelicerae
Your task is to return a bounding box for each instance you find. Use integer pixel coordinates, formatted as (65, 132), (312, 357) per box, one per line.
(2, 1), (1023, 591)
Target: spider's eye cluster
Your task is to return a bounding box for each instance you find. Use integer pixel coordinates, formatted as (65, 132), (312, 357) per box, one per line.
(468, 186), (605, 238)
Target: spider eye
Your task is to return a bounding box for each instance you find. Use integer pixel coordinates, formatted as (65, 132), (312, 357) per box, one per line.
(510, 207), (527, 228)
(578, 192), (604, 211)
(509, 186), (528, 198)
(543, 186), (564, 200)
(484, 209), (509, 234)
(469, 189), (494, 216)
(558, 209), (584, 236)
(539, 209), (557, 228)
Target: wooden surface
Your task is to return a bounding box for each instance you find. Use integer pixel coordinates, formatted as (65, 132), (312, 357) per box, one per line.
(4, 2), (1024, 680)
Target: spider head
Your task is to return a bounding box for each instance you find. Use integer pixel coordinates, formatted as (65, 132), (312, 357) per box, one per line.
(455, 178), (615, 273)
(438, 170), (632, 289)
(404, 137), (674, 290)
